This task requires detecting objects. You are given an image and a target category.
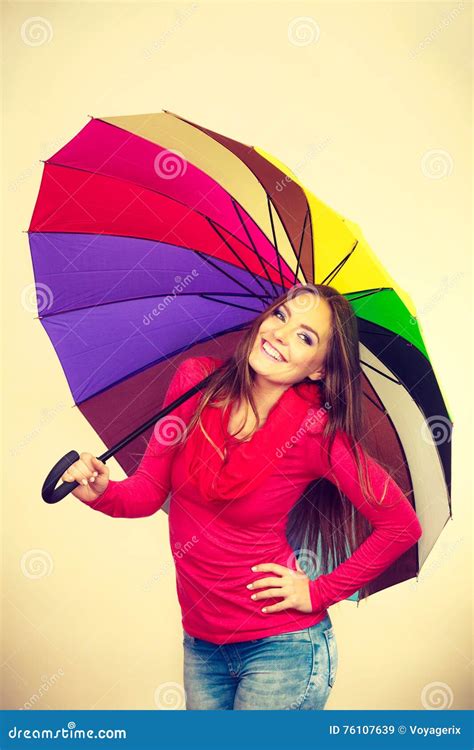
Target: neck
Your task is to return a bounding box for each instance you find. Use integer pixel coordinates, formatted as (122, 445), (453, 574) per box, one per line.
(250, 373), (291, 414)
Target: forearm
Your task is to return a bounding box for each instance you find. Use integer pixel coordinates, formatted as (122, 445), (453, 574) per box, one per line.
(80, 466), (171, 519)
(307, 429), (423, 612)
(309, 509), (422, 611)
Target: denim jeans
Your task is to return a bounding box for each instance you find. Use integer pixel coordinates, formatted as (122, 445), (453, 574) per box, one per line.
(182, 613), (338, 710)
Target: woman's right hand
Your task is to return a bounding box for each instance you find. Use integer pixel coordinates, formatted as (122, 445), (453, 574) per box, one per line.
(61, 452), (110, 502)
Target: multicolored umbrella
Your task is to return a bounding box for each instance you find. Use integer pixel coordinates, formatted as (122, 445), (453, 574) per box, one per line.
(29, 110), (452, 601)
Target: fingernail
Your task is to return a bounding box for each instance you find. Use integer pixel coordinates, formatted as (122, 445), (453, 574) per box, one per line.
(82, 479), (87, 485)
(247, 584), (253, 589)
(89, 477), (95, 482)
(251, 594), (256, 600)
(262, 607), (267, 613)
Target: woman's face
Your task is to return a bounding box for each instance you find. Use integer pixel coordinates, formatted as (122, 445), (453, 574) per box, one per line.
(248, 292), (332, 385)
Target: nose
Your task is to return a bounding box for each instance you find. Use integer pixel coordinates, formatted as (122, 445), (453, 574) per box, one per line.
(273, 327), (288, 346)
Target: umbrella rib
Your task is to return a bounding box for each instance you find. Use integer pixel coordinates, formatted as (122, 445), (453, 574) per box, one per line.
(198, 293), (269, 313)
(73, 322), (250, 407)
(192, 246), (268, 300)
(346, 287), (392, 301)
(41, 160), (278, 269)
(36, 290), (267, 320)
(205, 217), (271, 297)
(358, 327), (396, 339)
(31, 228), (272, 311)
(293, 207), (309, 285)
(231, 199), (279, 297)
(266, 194), (286, 289)
(359, 372), (418, 532)
(360, 390), (390, 416)
(321, 240), (359, 285)
(307, 202), (315, 281)
(153, 113), (294, 290)
(359, 359), (402, 385)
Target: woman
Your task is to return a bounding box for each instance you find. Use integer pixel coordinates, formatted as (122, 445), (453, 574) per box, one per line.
(64, 284), (423, 710)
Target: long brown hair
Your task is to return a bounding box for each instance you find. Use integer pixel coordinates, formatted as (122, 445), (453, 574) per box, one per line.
(171, 284), (393, 603)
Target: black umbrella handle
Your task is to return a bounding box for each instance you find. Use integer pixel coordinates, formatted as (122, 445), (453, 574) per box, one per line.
(41, 450), (108, 504)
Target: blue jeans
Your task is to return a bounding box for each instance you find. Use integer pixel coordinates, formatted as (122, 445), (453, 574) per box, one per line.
(182, 614), (338, 710)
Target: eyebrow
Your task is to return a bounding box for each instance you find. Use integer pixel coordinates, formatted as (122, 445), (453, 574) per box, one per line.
(281, 302), (320, 344)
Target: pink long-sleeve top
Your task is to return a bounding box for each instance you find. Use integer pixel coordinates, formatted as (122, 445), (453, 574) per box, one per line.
(78, 356), (422, 644)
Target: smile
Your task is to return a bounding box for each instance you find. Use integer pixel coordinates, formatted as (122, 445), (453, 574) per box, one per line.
(260, 338), (287, 362)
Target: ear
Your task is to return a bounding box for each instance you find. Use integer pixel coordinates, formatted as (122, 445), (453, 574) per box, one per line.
(307, 366), (325, 382)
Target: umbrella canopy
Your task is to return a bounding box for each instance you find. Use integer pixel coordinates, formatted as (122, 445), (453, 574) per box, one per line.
(28, 110), (452, 601)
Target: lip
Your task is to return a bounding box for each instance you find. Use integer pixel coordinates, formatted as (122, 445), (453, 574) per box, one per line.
(260, 337), (287, 363)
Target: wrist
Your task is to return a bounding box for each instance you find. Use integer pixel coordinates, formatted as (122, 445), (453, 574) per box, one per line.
(79, 478), (114, 508)
(309, 576), (327, 613)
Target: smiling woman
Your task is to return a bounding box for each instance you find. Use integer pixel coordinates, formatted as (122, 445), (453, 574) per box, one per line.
(66, 283), (422, 710)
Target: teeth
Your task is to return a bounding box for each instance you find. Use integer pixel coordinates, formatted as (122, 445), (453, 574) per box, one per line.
(263, 340), (284, 361)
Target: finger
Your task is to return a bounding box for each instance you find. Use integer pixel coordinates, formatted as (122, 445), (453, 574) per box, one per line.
(63, 462), (87, 485)
(75, 458), (95, 477)
(91, 456), (107, 476)
(73, 459), (96, 484)
(252, 563), (289, 576)
(261, 599), (291, 613)
(249, 576), (284, 589)
(62, 462), (90, 486)
(61, 471), (79, 484)
(251, 588), (287, 600)
(80, 452), (99, 477)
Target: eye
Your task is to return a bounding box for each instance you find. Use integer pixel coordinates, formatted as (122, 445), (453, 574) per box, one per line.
(271, 308), (314, 346)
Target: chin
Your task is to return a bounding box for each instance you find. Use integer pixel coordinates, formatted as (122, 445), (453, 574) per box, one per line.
(248, 350), (268, 375)
(248, 349), (273, 374)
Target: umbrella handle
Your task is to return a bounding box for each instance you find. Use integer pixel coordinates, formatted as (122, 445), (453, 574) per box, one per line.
(41, 450), (105, 504)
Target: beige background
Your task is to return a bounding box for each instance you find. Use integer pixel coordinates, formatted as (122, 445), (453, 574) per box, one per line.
(2, 0), (472, 711)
